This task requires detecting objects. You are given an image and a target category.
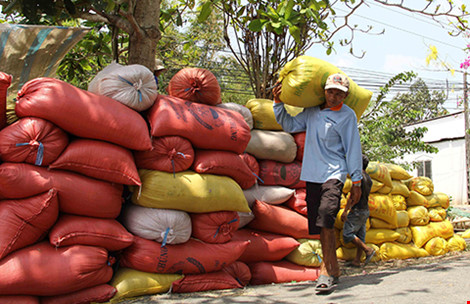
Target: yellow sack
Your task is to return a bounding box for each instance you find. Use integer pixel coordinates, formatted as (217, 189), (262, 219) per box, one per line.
(383, 163), (412, 180)
(446, 234), (467, 252)
(395, 227), (412, 244)
(366, 162), (393, 188)
(406, 176), (434, 196)
(377, 184), (392, 195)
(131, 170), (250, 213)
(285, 239), (322, 267)
(371, 179), (384, 193)
(390, 180), (410, 197)
(424, 237), (448, 256)
(379, 242), (429, 261)
(370, 217), (396, 230)
(396, 210), (410, 228)
(109, 268), (183, 303)
(391, 194), (407, 211)
(335, 208), (346, 230)
(342, 178), (352, 194)
(410, 220), (454, 248)
(336, 244), (380, 262)
(365, 228), (401, 245)
(425, 192), (450, 209)
(277, 55), (372, 120)
(368, 193), (397, 227)
(407, 190), (429, 208)
(407, 206), (429, 226)
(428, 207), (446, 222)
(461, 228), (470, 239)
(245, 98), (304, 130)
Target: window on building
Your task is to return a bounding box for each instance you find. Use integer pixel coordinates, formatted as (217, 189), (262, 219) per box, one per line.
(416, 160), (432, 179)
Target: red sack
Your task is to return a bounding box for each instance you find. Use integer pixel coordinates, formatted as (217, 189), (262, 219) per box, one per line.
(133, 136), (194, 173)
(222, 261), (251, 286)
(294, 132), (305, 161)
(147, 95), (251, 154)
(192, 150), (256, 189)
(0, 117), (68, 166)
(232, 228), (300, 263)
(284, 188), (307, 216)
(40, 284), (116, 304)
(0, 189), (59, 260)
(0, 163), (122, 218)
(167, 68), (221, 105)
(49, 214), (134, 251)
(171, 271), (242, 293)
(0, 242), (113, 296)
(120, 236), (249, 275)
(0, 72), (11, 130)
(190, 211), (240, 244)
(15, 77), (151, 151)
(258, 159), (305, 188)
(249, 260), (320, 285)
(240, 152), (259, 178)
(248, 200), (319, 240)
(0, 295), (39, 304)
(49, 138), (141, 186)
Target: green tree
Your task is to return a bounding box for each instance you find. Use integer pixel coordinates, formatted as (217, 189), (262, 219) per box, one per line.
(360, 72), (448, 164)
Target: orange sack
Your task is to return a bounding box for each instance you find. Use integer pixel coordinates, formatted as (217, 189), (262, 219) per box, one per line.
(120, 236), (249, 275)
(0, 117), (68, 166)
(0, 189), (59, 260)
(258, 159), (306, 189)
(284, 188), (307, 216)
(40, 284), (116, 304)
(0, 295), (39, 304)
(0, 72), (11, 130)
(49, 138), (141, 186)
(49, 214), (134, 251)
(0, 242), (113, 296)
(249, 260), (320, 285)
(147, 94), (251, 154)
(294, 132), (305, 161)
(168, 67), (221, 105)
(0, 163), (123, 218)
(15, 77), (151, 151)
(171, 270), (242, 293)
(134, 135), (194, 173)
(190, 211), (240, 244)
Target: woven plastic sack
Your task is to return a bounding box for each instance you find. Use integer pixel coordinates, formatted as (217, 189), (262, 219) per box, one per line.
(379, 242), (429, 261)
(134, 136), (194, 173)
(131, 169), (250, 213)
(407, 190), (429, 208)
(222, 261), (252, 286)
(88, 63), (158, 111)
(243, 184), (295, 207)
(446, 234), (467, 252)
(383, 163), (412, 180)
(365, 228), (401, 245)
(391, 194), (407, 211)
(216, 102), (254, 129)
(366, 162), (393, 188)
(249, 260), (320, 285)
(368, 193), (398, 227)
(15, 77), (151, 151)
(49, 138), (141, 186)
(407, 206), (430, 226)
(245, 98), (303, 130)
(0, 72), (12, 130)
(395, 227), (412, 244)
(41, 284), (117, 304)
(406, 176), (434, 196)
(410, 220), (454, 248)
(0, 189), (58, 260)
(258, 159), (305, 189)
(293, 132), (305, 161)
(390, 180), (410, 197)
(168, 67), (221, 105)
(191, 211), (239, 244)
(396, 210), (410, 227)
(424, 236), (448, 256)
(245, 129), (297, 163)
(277, 55), (372, 120)
(425, 192), (450, 209)
(172, 270), (242, 293)
(284, 188), (307, 215)
(285, 239), (323, 267)
(49, 214), (134, 251)
(428, 207), (446, 222)
(121, 204), (191, 245)
(0, 296), (39, 304)
(0, 117), (68, 166)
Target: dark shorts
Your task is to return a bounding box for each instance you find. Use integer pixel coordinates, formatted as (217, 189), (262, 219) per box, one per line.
(306, 179), (343, 235)
(342, 208), (369, 243)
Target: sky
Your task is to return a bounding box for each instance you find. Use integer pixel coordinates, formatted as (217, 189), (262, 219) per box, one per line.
(304, 1), (469, 111)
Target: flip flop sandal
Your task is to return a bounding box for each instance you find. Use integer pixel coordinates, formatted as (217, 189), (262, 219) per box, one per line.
(315, 274), (336, 292)
(364, 249), (376, 265)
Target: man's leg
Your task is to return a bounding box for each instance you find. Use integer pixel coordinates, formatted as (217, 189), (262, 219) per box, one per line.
(320, 227), (340, 278)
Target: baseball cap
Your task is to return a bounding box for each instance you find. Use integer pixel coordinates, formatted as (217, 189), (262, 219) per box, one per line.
(154, 59), (166, 71)
(324, 73), (349, 92)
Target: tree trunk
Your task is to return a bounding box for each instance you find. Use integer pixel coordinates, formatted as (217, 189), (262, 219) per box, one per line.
(127, 0), (161, 71)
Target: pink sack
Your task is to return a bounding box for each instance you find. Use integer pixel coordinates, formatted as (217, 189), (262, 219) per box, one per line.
(0, 72), (12, 130)
(0, 117), (68, 166)
(147, 94), (251, 154)
(15, 77), (151, 151)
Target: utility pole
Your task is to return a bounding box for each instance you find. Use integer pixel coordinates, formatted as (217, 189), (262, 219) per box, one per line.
(464, 71), (470, 204)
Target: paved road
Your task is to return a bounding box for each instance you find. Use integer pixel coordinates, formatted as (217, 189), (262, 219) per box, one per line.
(120, 250), (470, 304)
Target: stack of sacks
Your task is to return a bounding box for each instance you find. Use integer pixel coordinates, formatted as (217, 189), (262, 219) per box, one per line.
(113, 67), (253, 302)
(0, 70), (157, 302)
(0, 71), (11, 131)
(236, 98), (321, 286)
(337, 162), (466, 263)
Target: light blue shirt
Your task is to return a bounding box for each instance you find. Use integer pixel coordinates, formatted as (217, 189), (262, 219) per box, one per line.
(273, 102), (363, 184)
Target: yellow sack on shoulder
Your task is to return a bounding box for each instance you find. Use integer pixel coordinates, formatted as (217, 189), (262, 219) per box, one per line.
(277, 56), (372, 120)
(245, 98), (304, 130)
